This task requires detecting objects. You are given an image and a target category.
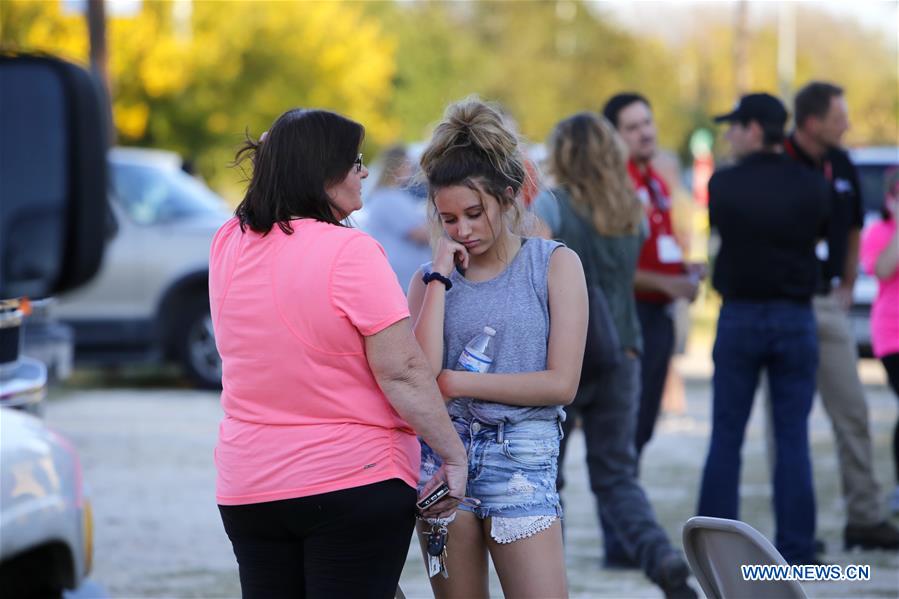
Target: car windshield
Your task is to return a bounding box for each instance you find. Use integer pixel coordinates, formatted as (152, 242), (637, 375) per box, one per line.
(111, 161), (225, 225)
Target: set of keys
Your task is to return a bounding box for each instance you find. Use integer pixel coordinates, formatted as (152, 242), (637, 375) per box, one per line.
(416, 481), (482, 579)
(424, 521), (449, 578)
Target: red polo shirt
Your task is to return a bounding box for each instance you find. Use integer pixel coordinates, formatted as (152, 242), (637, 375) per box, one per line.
(628, 159), (685, 304)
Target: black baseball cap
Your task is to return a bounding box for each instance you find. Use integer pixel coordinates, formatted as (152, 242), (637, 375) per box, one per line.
(713, 93), (788, 127)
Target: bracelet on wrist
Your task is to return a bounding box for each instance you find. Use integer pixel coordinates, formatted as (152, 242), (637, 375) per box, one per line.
(422, 271), (453, 290)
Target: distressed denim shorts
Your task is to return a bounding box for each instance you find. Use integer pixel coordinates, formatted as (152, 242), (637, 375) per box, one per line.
(419, 417), (563, 543)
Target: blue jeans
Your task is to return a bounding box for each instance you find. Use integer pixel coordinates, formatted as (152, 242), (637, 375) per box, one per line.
(698, 300), (818, 563)
(420, 418), (563, 520)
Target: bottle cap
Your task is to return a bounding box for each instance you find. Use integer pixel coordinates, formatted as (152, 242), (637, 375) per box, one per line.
(483, 326), (496, 336)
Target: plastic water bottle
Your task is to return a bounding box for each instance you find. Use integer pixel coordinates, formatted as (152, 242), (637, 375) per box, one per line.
(457, 326), (496, 373)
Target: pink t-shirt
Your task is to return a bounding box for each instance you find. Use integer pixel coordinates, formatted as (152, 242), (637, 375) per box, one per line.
(209, 217), (419, 505)
(861, 219), (899, 358)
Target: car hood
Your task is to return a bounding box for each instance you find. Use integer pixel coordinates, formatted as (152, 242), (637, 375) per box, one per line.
(0, 407), (52, 455)
(0, 406), (80, 510)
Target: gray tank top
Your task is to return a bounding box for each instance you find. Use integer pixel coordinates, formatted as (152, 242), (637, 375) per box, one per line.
(424, 237), (565, 424)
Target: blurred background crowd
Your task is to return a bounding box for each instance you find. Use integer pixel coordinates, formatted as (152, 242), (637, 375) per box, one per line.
(1, 1), (897, 597)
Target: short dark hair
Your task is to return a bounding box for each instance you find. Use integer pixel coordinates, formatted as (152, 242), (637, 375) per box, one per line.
(602, 93), (651, 128)
(794, 82), (844, 129)
(738, 118), (785, 146)
(233, 109), (364, 235)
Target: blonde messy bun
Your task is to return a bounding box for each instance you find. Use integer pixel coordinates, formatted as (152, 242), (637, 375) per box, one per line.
(421, 97), (524, 192)
(420, 96), (536, 236)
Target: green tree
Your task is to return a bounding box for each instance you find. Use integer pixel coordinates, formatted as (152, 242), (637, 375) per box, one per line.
(1, 0), (397, 193)
(2, 0), (893, 195)
(666, 3), (897, 154)
(364, 0), (679, 148)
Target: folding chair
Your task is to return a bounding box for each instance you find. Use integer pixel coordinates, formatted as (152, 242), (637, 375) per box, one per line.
(682, 516), (807, 599)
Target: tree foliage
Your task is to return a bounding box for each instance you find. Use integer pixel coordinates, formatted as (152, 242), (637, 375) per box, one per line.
(1, 0), (894, 194)
(1, 0), (396, 192)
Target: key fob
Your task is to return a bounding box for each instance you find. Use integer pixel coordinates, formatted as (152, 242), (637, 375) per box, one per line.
(427, 533), (446, 557)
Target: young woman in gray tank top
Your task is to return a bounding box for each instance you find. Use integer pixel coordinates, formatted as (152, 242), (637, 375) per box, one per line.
(406, 98), (588, 599)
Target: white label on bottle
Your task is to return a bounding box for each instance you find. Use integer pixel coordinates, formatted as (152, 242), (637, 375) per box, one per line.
(458, 348), (492, 373)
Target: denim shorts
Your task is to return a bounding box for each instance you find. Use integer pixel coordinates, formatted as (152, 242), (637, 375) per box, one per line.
(419, 417), (563, 542)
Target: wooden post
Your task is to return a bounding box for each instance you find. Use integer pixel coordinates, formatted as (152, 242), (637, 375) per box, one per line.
(86, 0), (115, 144)
(734, 0), (750, 96)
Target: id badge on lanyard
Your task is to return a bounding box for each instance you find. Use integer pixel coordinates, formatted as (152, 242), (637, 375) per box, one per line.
(657, 234), (683, 264)
(645, 176), (679, 264)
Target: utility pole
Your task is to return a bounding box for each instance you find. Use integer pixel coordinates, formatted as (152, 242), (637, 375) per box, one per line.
(734, 0), (750, 95)
(87, 0), (108, 93)
(777, 1), (797, 109)
(86, 0), (115, 143)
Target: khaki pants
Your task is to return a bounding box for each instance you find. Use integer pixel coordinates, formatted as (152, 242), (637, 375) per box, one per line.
(765, 292), (882, 526)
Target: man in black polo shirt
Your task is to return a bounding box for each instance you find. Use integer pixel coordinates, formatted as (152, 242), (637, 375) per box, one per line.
(783, 81), (899, 550)
(697, 93), (829, 565)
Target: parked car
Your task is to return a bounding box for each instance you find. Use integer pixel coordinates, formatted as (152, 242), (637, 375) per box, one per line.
(849, 146), (899, 357)
(54, 148), (229, 388)
(0, 406), (93, 598)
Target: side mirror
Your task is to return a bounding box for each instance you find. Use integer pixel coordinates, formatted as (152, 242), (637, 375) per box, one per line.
(0, 53), (109, 299)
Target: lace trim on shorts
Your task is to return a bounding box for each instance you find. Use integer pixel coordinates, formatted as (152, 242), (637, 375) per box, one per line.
(490, 515), (557, 544)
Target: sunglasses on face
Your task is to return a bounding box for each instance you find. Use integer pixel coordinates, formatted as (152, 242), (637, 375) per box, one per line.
(353, 153), (364, 174)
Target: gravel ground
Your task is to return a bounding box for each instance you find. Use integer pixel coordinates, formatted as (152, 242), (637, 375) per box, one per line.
(45, 361), (898, 599)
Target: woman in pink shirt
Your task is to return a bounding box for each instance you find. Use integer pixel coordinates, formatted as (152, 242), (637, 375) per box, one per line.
(210, 108), (467, 598)
(861, 167), (899, 514)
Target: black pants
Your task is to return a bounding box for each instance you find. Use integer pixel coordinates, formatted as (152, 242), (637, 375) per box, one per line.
(219, 479), (416, 599)
(635, 300), (675, 463)
(882, 353), (899, 482)
(558, 353), (677, 580)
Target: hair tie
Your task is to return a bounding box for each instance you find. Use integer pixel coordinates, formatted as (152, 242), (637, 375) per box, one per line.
(259, 130), (269, 143)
